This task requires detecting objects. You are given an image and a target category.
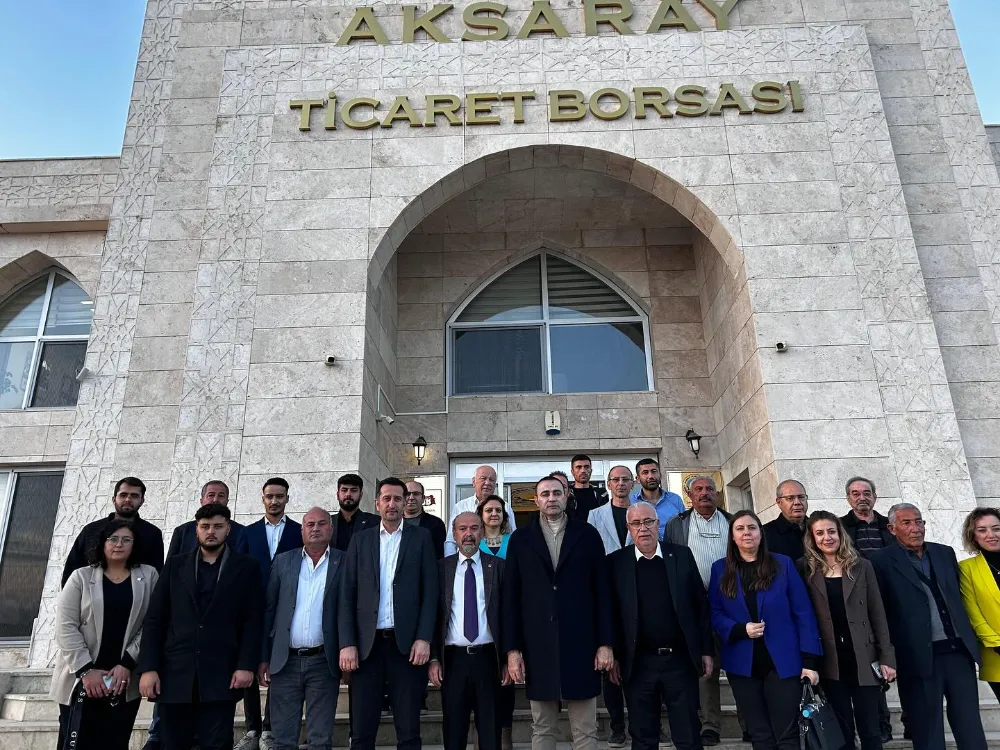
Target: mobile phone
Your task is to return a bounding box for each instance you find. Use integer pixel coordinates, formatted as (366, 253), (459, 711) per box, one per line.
(102, 674), (114, 689)
(870, 661), (885, 683)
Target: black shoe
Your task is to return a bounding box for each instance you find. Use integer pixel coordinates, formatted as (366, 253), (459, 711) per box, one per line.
(608, 730), (628, 748)
(701, 730), (720, 747)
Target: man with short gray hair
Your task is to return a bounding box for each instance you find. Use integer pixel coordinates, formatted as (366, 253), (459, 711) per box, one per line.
(840, 476), (893, 556)
(446, 465), (517, 555)
(763, 479), (808, 560)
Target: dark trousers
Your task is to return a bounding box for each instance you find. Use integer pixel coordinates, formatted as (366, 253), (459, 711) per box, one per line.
(58, 697), (141, 750)
(820, 678), (882, 750)
(896, 648), (987, 750)
(441, 645), (502, 750)
(728, 671), (801, 750)
(270, 651), (338, 750)
(623, 651), (702, 750)
(877, 688), (891, 736)
(351, 630), (428, 750)
(499, 683), (516, 729)
(603, 670), (626, 734)
(160, 700), (237, 750)
(243, 678), (270, 733)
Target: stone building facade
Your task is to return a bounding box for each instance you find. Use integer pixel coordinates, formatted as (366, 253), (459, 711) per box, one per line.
(0, 0), (999, 666)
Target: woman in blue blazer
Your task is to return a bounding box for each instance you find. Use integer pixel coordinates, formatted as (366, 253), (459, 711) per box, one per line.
(709, 509), (822, 750)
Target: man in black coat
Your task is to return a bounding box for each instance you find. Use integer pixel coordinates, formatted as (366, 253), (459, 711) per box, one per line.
(338, 477), (439, 750)
(762, 479), (807, 561)
(609, 501), (713, 750)
(504, 475), (614, 750)
(405, 480), (447, 558)
(429, 511), (507, 750)
(166, 480), (247, 557)
(138, 503), (263, 750)
(61, 476), (163, 586)
(840, 477), (894, 556)
(330, 472), (379, 552)
(870, 503), (987, 750)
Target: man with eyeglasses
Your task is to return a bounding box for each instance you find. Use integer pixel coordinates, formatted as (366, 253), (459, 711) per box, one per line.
(762, 479), (808, 561)
(870, 504), (987, 750)
(840, 476), (894, 556)
(608, 502), (713, 750)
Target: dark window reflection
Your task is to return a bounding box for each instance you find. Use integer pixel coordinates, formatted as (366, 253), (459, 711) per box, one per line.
(30, 342), (86, 408)
(454, 328), (543, 394)
(550, 323), (648, 393)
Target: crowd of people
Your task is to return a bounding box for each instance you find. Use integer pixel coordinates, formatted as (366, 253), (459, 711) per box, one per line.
(49, 456), (1000, 750)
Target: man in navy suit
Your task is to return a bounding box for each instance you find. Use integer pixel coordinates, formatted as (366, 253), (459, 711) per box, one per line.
(167, 480), (247, 557)
(239, 477), (303, 750)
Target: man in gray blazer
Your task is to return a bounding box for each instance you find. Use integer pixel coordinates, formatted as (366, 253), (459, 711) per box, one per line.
(258, 507), (344, 750)
(339, 477), (439, 750)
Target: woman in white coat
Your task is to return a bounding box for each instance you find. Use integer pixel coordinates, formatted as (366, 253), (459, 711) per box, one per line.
(50, 518), (158, 750)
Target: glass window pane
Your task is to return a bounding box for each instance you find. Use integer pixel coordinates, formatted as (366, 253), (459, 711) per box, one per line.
(44, 276), (93, 336)
(30, 342), (86, 408)
(0, 277), (48, 337)
(453, 328), (543, 394)
(550, 323), (648, 393)
(0, 342), (35, 409)
(457, 257), (542, 323)
(546, 255), (636, 320)
(0, 472), (64, 639)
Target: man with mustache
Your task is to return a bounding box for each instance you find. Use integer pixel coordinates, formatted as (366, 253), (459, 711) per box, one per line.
(138, 503), (263, 750)
(331, 473), (379, 552)
(404, 480), (447, 559)
(762, 479), (809, 561)
(429, 512), (507, 750)
(62, 476), (164, 586)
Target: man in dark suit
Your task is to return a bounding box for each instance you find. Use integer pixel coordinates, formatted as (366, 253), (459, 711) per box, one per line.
(138, 503), (262, 750)
(242, 477), (302, 749)
(609, 501), (713, 750)
(62, 476), (164, 586)
(504, 475), (614, 750)
(167, 480), (247, 557)
(331, 473), (379, 552)
(762, 479), (808, 561)
(429, 511), (507, 750)
(339, 476), (439, 750)
(871, 503), (987, 750)
(405, 480), (447, 558)
(258, 507), (344, 750)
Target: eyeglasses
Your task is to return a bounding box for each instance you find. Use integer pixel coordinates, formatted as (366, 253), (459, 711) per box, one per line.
(626, 519), (658, 530)
(777, 494), (808, 503)
(107, 536), (134, 546)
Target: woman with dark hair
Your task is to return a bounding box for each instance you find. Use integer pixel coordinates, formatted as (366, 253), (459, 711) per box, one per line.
(49, 518), (159, 750)
(708, 509), (822, 750)
(959, 507), (1000, 699)
(477, 494), (515, 750)
(799, 510), (896, 750)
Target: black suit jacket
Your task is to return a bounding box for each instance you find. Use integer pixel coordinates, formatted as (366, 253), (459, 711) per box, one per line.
(763, 514), (805, 561)
(502, 518), (613, 701)
(137, 548), (263, 703)
(608, 543), (712, 683)
(414, 513), (447, 559)
(840, 510), (895, 555)
(338, 523), (439, 659)
(870, 542), (979, 679)
(331, 510), (380, 552)
(62, 513), (164, 587)
(244, 517), (303, 589)
(432, 553), (504, 670)
(167, 519), (248, 558)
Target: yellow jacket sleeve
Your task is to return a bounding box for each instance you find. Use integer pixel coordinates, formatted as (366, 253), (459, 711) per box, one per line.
(960, 557), (1000, 648)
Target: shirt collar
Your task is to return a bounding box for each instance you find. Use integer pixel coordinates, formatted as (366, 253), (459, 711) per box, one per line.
(635, 543), (663, 561)
(301, 546), (330, 567)
(265, 515), (286, 528)
(460, 550), (482, 567)
(380, 521), (402, 537)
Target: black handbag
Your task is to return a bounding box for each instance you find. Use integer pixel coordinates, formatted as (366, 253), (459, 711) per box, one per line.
(798, 681), (846, 750)
(59, 682), (87, 750)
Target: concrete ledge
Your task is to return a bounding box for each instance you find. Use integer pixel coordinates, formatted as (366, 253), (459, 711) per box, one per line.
(0, 205), (110, 234)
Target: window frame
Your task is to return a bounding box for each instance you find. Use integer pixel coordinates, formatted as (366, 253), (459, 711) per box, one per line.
(0, 269), (92, 410)
(447, 251), (654, 396)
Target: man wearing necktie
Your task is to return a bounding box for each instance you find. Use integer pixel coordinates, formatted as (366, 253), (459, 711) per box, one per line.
(430, 512), (508, 750)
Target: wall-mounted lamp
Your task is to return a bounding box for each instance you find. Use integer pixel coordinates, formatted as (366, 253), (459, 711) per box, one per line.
(685, 429), (702, 459)
(412, 436), (427, 465)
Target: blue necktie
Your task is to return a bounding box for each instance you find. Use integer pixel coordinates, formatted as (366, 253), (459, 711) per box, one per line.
(464, 559), (478, 642)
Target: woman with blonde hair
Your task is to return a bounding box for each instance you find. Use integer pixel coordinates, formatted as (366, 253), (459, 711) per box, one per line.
(798, 510), (895, 750)
(958, 507), (1000, 699)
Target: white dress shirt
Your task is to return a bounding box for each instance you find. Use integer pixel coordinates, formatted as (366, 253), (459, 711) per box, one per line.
(445, 551), (493, 647)
(635, 542), (663, 561)
(445, 495), (518, 556)
(377, 522), (403, 629)
(289, 548), (329, 649)
(265, 515), (287, 560)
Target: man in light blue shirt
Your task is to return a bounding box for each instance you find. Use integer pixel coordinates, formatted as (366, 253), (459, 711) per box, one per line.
(629, 458), (685, 540)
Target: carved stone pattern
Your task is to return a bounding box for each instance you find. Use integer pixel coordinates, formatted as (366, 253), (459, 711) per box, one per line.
(0, 173), (118, 208)
(30, 0), (193, 667)
(909, 0), (1000, 341)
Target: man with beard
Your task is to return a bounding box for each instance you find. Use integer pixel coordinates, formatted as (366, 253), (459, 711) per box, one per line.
(138, 503), (263, 750)
(629, 459), (685, 541)
(762, 479), (808, 561)
(62, 476), (164, 586)
(404, 480), (447, 559)
(429, 512), (507, 750)
(331, 473), (379, 552)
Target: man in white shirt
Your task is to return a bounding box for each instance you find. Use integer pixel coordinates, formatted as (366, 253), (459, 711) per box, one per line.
(445, 465), (517, 555)
(258, 507), (344, 750)
(430, 512), (508, 750)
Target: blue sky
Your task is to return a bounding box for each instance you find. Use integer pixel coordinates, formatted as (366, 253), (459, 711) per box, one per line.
(0, 0), (997, 159)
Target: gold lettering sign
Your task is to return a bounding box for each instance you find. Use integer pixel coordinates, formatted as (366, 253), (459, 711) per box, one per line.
(292, 81), (804, 130)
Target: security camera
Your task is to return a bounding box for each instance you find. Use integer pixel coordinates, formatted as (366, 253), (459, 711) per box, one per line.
(376, 413), (395, 425)
(75, 366), (91, 382)
(775, 342), (788, 353)
(325, 356), (337, 366)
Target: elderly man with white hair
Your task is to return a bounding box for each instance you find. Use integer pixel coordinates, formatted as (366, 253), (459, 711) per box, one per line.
(446, 465), (517, 555)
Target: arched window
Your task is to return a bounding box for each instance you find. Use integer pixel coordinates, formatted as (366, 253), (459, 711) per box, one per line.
(447, 252), (652, 395)
(0, 270), (92, 409)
